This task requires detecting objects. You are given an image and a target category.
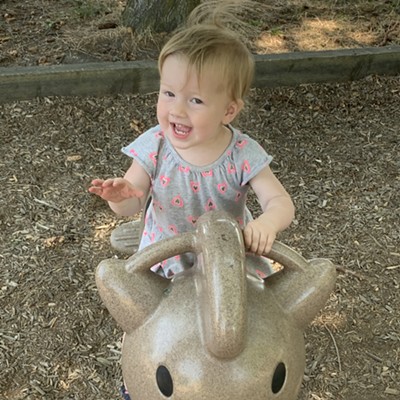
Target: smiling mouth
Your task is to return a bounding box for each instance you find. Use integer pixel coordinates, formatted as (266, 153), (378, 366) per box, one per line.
(171, 123), (192, 138)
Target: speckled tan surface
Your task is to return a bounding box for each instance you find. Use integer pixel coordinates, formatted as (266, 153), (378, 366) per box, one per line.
(96, 211), (336, 399)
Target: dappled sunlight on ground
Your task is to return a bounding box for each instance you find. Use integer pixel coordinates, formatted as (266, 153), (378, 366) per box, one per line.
(292, 18), (379, 50)
(257, 17), (381, 53)
(257, 33), (290, 53)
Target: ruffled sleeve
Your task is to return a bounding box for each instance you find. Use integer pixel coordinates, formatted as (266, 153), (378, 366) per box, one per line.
(121, 125), (164, 179)
(231, 131), (273, 186)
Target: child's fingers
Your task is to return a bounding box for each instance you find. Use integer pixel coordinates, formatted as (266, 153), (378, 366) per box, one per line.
(90, 178), (144, 199)
(88, 186), (99, 193)
(243, 225), (275, 256)
(88, 186), (102, 195)
(112, 178), (144, 198)
(254, 236), (266, 255)
(261, 237), (273, 255)
(102, 178), (117, 187)
(91, 178), (105, 186)
(243, 226), (256, 252)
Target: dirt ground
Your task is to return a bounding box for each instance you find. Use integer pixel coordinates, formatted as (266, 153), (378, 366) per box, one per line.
(1, 1), (399, 399)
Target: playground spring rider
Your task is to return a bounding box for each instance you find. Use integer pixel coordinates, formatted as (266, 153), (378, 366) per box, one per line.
(96, 211), (337, 400)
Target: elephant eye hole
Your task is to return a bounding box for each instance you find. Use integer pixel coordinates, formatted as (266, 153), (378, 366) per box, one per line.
(156, 365), (173, 397)
(271, 362), (286, 394)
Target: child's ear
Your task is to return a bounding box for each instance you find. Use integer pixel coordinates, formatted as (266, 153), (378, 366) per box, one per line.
(223, 99), (244, 125)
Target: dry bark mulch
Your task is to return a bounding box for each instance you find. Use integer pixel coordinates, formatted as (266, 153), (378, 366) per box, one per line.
(1, 75), (399, 400)
(1, 1), (400, 399)
(1, 0), (399, 67)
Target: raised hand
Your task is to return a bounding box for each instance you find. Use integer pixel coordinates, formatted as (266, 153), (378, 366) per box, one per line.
(89, 178), (144, 204)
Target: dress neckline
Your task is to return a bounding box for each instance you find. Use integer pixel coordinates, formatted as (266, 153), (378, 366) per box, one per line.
(162, 125), (239, 172)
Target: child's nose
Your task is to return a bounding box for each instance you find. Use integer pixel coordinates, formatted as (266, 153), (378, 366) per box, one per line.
(170, 100), (186, 118)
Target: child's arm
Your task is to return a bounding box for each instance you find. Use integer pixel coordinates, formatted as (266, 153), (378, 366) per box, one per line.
(89, 159), (151, 217)
(245, 166), (295, 255)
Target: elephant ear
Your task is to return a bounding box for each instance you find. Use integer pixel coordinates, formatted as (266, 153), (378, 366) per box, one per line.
(96, 258), (169, 333)
(97, 230), (196, 334)
(266, 242), (337, 329)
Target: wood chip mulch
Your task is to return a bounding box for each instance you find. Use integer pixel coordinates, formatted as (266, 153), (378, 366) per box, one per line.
(1, 74), (399, 399)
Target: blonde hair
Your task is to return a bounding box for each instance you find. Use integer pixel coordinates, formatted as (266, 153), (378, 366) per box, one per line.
(158, 1), (256, 102)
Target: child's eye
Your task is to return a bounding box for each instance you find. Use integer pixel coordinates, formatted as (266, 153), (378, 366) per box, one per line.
(190, 98), (203, 105)
(164, 91), (174, 97)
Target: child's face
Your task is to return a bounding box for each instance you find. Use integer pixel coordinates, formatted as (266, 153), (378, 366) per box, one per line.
(157, 54), (243, 155)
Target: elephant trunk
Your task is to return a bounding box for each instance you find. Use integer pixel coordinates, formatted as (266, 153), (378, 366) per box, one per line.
(194, 212), (247, 359)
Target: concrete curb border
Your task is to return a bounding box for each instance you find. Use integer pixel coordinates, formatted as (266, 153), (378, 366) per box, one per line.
(0, 46), (399, 103)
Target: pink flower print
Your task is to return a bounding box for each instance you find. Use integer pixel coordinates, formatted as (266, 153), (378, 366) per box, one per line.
(201, 170), (213, 178)
(178, 165), (190, 173)
(174, 255), (181, 261)
(236, 139), (248, 149)
(236, 218), (244, 227)
(149, 232), (156, 243)
(129, 148), (138, 156)
(171, 195), (184, 207)
(155, 131), (164, 138)
(153, 199), (164, 211)
(187, 215), (198, 226)
(205, 198), (216, 212)
(226, 150), (232, 156)
(190, 181), (200, 193)
(227, 163), (236, 174)
(242, 160), (251, 174)
(168, 224), (178, 234)
(235, 192), (242, 202)
(160, 175), (171, 187)
(217, 182), (228, 195)
(149, 152), (158, 166)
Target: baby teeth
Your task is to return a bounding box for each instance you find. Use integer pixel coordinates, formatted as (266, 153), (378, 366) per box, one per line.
(174, 124), (190, 135)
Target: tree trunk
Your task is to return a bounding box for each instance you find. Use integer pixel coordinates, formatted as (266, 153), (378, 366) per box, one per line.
(122, 0), (201, 33)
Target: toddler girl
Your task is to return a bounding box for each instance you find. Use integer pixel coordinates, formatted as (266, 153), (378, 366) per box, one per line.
(89, 1), (294, 279)
(89, 3), (295, 396)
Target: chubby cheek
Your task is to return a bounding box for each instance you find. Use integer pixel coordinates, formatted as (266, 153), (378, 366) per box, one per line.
(156, 101), (169, 130)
